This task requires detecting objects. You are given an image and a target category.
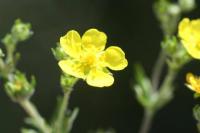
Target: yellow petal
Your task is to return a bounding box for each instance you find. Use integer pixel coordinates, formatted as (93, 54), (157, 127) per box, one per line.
(181, 40), (200, 59)
(178, 18), (190, 39)
(58, 59), (86, 79)
(186, 73), (200, 93)
(82, 28), (107, 52)
(86, 68), (114, 87)
(178, 18), (200, 59)
(101, 46), (128, 70)
(60, 30), (82, 58)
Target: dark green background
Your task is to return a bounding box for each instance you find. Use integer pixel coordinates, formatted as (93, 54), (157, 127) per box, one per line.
(0, 0), (200, 133)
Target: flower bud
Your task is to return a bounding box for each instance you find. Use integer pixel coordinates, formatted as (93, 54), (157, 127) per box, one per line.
(5, 71), (36, 101)
(161, 36), (178, 55)
(11, 19), (33, 41)
(60, 74), (78, 92)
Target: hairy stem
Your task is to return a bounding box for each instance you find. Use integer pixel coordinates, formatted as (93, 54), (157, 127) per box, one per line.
(19, 100), (51, 133)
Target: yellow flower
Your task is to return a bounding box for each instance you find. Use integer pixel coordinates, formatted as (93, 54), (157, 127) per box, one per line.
(58, 29), (128, 87)
(178, 18), (200, 59)
(186, 73), (200, 93)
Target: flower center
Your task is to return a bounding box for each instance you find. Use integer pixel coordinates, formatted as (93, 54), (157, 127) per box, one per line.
(80, 53), (97, 69)
(14, 81), (23, 91)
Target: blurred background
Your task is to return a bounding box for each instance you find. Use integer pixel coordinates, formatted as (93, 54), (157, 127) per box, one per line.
(0, 0), (200, 133)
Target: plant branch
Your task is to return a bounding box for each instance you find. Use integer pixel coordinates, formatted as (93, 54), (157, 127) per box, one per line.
(19, 99), (51, 133)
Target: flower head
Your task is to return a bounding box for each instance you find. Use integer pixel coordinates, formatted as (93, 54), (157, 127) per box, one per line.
(58, 29), (128, 87)
(185, 73), (200, 93)
(178, 18), (200, 59)
(5, 71), (36, 100)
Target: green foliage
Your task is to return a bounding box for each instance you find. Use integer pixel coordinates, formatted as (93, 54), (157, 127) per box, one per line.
(133, 64), (159, 111)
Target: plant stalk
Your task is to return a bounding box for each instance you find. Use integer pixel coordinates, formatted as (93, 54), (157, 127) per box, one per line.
(54, 89), (72, 133)
(19, 100), (51, 133)
(138, 110), (154, 133)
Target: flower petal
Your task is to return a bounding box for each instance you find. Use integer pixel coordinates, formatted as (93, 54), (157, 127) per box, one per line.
(181, 40), (200, 59)
(60, 30), (82, 58)
(82, 28), (107, 52)
(86, 68), (114, 87)
(101, 46), (128, 70)
(58, 59), (86, 79)
(178, 18), (190, 39)
(186, 73), (200, 93)
(179, 18), (200, 59)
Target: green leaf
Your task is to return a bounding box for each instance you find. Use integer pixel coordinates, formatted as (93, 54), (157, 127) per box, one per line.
(24, 117), (39, 129)
(66, 108), (79, 133)
(133, 64), (158, 110)
(50, 96), (63, 126)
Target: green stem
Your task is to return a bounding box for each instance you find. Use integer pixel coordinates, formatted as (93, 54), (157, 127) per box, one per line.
(19, 100), (51, 133)
(5, 44), (16, 64)
(157, 67), (177, 108)
(138, 111), (154, 133)
(151, 50), (166, 90)
(160, 68), (176, 91)
(55, 89), (72, 133)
